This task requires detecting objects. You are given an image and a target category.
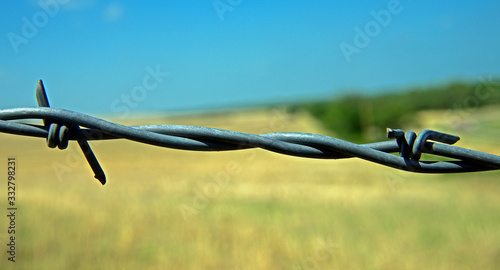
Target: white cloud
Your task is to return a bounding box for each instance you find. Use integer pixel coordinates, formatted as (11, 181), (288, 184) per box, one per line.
(102, 2), (124, 23)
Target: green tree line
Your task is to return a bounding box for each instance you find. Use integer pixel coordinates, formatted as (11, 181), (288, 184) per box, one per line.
(289, 79), (500, 142)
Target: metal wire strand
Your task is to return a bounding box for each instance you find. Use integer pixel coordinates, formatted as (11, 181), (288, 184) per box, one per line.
(3, 79), (498, 186)
(2, 106), (500, 186)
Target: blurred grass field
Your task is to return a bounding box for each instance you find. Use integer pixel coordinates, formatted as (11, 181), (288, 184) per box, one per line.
(1, 106), (500, 269)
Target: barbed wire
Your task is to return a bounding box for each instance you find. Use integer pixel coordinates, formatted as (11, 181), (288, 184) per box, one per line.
(1, 80), (500, 185)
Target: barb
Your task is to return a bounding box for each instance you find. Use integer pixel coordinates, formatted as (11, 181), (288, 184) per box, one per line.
(35, 80), (106, 184)
(1, 80), (500, 185)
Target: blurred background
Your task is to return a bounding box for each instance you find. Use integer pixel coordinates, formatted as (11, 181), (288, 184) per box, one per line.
(1, 1), (500, 269)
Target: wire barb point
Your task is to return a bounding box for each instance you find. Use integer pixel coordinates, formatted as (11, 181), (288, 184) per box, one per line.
(34, 80), (107, 185)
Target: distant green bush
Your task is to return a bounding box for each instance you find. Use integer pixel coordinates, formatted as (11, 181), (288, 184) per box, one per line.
(290, 80), (500, 142)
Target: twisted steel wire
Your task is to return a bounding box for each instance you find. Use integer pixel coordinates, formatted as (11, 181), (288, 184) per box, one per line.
(1, 80), (500, 185)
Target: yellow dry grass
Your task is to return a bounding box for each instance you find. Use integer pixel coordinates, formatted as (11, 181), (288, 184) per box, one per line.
(1, 107), (500, 269)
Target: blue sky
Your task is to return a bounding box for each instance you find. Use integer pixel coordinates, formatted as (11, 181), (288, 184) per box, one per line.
(1, 0), (499, 115)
